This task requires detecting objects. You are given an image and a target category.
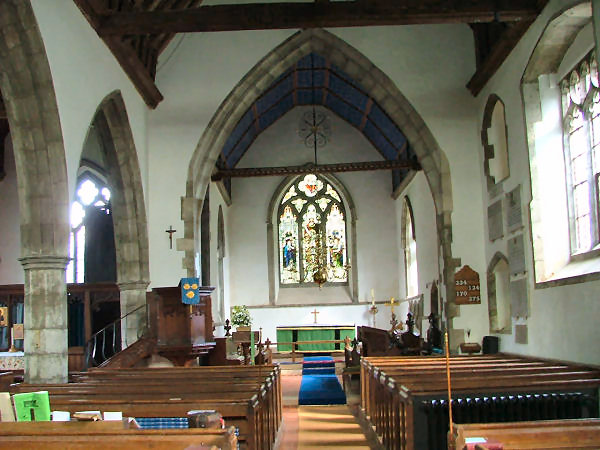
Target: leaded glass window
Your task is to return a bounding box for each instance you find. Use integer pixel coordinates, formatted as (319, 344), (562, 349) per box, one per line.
(66, 175), (112, 283)
(561, 50), (600, 254)
(278, 174), (348, 285)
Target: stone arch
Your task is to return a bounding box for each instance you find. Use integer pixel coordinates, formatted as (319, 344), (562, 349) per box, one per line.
(0, 0), (70, 383)
(481, 94), (510, 190)
(216, 205), (225, 323)
(266, 172), (358, 304)
(90, 91), (150, 342)
(520, 1), (593, 283)
(185, 28), (456, 331)
(486, 252), (511, 334)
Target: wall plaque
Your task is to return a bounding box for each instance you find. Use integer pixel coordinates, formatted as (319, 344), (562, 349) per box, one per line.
(510, 277), (529, 318)
(454, 265), (481, 305)
(506, 185), (523, 232)
(508, 234), (527, 276)
(488, 200), (503, 241)
(515, 324), (528, 344)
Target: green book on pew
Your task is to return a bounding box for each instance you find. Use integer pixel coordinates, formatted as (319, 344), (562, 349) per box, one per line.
(13, 391), (51, 422)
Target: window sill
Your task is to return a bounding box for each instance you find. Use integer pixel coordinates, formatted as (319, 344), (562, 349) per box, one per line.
(536, 254), (600, 288)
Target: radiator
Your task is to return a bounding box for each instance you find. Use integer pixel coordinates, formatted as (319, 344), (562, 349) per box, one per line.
(422, 392), (597, 449)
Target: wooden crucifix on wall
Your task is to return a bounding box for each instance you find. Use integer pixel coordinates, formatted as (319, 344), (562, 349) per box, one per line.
(165, 225), (176, 249)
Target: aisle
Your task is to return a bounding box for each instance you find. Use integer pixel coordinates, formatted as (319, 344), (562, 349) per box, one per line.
(280, 405), (372, 449)
(277, 360), (376, 449)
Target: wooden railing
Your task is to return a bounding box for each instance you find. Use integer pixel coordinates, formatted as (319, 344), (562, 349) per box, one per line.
(0, 283), (120, 358)
(84, 302), (148, 369)
(270, 339), (348, 362)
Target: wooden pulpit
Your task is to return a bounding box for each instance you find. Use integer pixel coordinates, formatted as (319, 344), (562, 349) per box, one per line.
(148, 286), (215, 366)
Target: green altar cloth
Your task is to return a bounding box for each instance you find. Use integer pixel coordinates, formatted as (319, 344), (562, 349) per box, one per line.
(276, 325), (355, 352)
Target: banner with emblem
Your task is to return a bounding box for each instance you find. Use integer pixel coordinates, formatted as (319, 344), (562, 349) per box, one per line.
(181, 277), (200, 305)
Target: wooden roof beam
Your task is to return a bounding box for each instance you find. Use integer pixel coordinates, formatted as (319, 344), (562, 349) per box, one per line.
(98, 0), (543, 35)
(73, 0), (164, 108)
(211, 159), (421, 181)
(467, 19), (534, 96)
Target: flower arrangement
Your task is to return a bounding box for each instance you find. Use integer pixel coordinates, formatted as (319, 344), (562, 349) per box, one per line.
(231, 305), (252, 327)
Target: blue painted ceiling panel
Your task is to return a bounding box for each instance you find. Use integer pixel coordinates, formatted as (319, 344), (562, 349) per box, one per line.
(329, 74), (368, 112)
(368, 104), (406, 152)
(256, 75), (294, 114)
(220, 52), (411, 185)
(259, 94), (294, 130)
(326, 94), (363, 128)
(363, 121), (397, 160)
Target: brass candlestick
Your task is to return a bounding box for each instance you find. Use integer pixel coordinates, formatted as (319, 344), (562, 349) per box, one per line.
(369, 304), (378, 327)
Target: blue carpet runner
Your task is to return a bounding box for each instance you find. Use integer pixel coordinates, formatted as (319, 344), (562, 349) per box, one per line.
(298, 356), (346, 405)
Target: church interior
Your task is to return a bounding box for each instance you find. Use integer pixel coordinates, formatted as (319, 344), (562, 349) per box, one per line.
(0, 0), (600, 448)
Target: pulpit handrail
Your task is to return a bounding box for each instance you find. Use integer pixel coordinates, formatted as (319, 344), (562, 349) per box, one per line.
(84, 303), (148, 369)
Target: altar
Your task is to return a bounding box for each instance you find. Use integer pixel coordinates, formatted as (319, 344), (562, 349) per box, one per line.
(276, 325), (355, 352)
(0, 351), (24, 370)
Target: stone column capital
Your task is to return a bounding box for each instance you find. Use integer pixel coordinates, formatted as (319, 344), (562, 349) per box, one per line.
(117, 280), (150, 291)
(19, 255), (70, 271)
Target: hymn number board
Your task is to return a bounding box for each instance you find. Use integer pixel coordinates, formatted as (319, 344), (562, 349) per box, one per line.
(454, 265), (481, 305)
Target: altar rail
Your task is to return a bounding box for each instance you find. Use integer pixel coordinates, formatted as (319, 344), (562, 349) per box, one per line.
(271, 339), (347, 362)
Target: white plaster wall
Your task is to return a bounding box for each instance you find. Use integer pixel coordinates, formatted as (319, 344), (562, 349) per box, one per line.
(226, 106), (400, 308)
(475, 0), (600, 364)
(147, 30), (295, 287)
(31, 0), (149, 203)
(395, 172), (441, 328)
(0, 136), (23, 284)
(247, 302), (408, 346)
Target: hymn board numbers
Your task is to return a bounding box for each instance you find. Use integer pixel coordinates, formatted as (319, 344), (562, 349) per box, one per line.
(454, 265), (481, 305)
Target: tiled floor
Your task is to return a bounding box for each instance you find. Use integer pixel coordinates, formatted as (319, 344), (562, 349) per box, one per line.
(276, 369), (375, 449)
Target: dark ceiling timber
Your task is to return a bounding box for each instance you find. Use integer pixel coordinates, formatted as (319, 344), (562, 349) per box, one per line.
(73, 0), (549, 109)
(99, 1), (541, 35)
(211, 159), (421, 182)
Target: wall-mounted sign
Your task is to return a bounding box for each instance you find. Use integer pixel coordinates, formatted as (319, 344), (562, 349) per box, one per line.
(455, 265), (481, 305)
(0, 307), (7, 327)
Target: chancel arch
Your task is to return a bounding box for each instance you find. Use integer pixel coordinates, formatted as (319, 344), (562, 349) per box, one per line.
(185, 28), (457, 335)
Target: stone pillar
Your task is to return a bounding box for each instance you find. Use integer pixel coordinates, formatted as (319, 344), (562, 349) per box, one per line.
(118, 281), (149, 348)
(19, 256), (70, 384)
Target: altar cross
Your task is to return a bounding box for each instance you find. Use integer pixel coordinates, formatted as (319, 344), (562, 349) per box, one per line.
(311, 308), (319, 324)
(165, 225), (177, 249)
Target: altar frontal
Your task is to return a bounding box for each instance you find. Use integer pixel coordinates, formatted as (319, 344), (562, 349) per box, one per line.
(276, 325), (355, 352)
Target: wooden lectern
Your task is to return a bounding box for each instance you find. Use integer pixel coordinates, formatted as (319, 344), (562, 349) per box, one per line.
(148, 286), (215, 366)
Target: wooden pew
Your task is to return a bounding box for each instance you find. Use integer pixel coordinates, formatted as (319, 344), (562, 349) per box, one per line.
(10, 365), (281, 450)
(0, 420), (238, 449)
(359, 354), (600, 450)
(449, 418), (600, 449)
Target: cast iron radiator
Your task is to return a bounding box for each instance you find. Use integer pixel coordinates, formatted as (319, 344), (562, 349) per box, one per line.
(421, 392), (598, 449)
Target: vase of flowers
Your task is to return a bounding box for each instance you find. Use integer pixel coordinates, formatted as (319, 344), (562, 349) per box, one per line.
(231, 305), (252, 331)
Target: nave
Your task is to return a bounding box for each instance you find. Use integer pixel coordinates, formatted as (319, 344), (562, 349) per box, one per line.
(277, 359), (376, 449)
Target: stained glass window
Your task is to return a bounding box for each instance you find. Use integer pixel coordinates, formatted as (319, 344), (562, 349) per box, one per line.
(561, 50), (600, 254)
(278, 174), (348, 285)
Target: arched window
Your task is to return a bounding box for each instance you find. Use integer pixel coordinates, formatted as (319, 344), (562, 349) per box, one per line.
(66, 173), (112, 283)
(403, 197), (419, 297)
(561, 50), (600, 254)
(278, 173), (348, 285)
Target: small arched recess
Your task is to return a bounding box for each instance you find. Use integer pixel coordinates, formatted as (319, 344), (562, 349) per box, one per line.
(486, 252), (512, 334)
(266, 172), (358, 305)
